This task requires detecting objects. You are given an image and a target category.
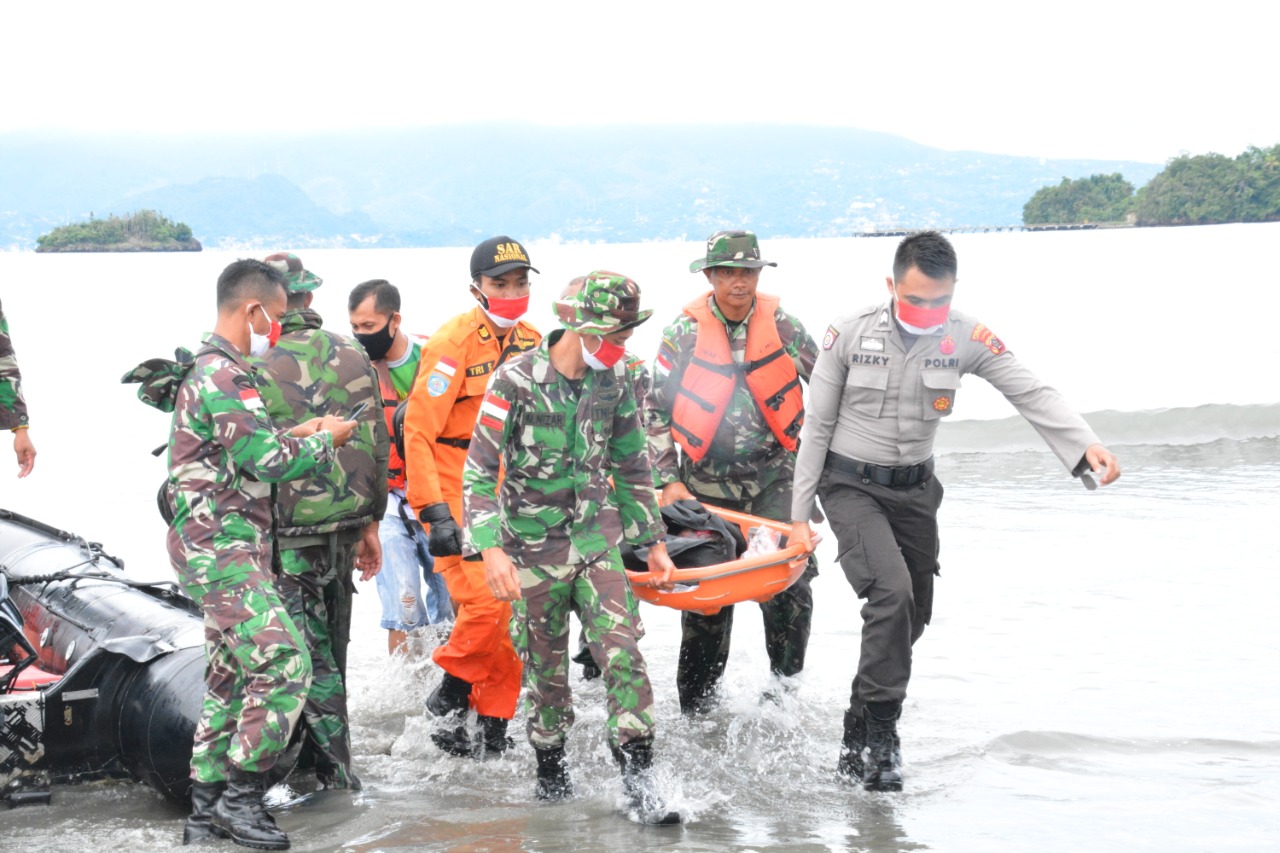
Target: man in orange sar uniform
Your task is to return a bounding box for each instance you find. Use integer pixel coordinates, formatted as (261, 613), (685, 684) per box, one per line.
(404, 236), (542, 756)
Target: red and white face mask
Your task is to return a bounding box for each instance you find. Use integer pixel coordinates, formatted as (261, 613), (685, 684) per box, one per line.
(247, 304), (282, 356)
(581, 335), (626, 371)
(894, 294), (950, 334)
(472, 286), (530, 328)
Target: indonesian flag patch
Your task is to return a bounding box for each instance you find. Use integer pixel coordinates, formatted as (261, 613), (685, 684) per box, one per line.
(239, 388), (262, 410)
(655, 339), (676, 376)
(434, 356), (458, 378)
(478, 391), (511, 432)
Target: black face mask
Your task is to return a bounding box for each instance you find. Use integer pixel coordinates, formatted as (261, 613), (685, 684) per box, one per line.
(355, 318), (395, 360)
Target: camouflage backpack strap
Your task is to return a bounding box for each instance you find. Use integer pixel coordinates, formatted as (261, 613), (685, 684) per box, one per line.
(121, 345), (212, 413)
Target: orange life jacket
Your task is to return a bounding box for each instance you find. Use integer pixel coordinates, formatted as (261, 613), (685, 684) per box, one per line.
(379, 370), (407, 491)
(670, 293), (804, 463)
(379, 334), (428, 491)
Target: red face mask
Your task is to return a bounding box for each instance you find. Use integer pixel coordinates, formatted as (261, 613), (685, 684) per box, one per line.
(482, 294), (530, 327)
(267, 318), (282, 347)
(895, 298), (950, 330)
(582, 336), (626, 370)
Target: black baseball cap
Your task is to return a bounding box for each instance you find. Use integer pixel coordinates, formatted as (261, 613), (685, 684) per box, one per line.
(471, 236), (540, 279)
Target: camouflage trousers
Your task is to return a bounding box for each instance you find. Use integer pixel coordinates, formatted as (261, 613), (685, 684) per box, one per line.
(276, 539), (358, 788)
(189, 576), (312, 783)
(510, 548), (656, 750)
(678, 455), (818, 712)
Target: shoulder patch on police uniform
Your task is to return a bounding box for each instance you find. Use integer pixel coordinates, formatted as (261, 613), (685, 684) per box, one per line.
(860, 336), (885, 352)
(822, 325), (840, 350)
(970, 323), (1007, 355)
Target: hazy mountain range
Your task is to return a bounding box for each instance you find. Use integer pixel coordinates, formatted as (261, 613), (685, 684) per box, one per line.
(0, 125), (1162, 250)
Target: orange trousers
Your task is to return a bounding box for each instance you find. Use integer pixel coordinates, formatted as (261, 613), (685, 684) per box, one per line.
(431, 552), (522, 719)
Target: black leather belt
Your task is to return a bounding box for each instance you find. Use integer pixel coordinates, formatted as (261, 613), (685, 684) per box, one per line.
(437, 436), (471, 449)
(825, 452), (934, 488)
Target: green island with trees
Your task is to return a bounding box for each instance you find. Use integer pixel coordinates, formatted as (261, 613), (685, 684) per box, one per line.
(1024, 144), (1280, 227)
(36, 210), (201, 253)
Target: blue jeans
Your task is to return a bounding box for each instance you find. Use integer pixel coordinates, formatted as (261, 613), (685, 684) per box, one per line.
(376, 490), (453, 630)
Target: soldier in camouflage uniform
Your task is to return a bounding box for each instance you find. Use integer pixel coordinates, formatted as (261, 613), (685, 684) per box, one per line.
(0, 299), (36, 477)
(165, 259), (357, 851)
(552, 276), (660, 682)
(463, 272), (683, 825)
(255, 252), (389, 790)
(651, 230), (820, 713)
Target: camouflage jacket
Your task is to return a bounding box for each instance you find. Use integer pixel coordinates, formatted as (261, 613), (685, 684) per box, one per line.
(463, 330), (666, 566)
(255, 308), (389, 538)
(0, 299), (29, 430)
(650, 294), (817, 490)
(165, 332), (334, 596)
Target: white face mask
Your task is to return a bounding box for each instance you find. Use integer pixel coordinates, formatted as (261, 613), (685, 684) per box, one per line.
(247, 304), (273, 357)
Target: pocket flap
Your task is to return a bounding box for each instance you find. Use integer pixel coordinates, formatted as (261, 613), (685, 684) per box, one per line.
(921, 369), (962, 391)
(846, 366), (889, 390)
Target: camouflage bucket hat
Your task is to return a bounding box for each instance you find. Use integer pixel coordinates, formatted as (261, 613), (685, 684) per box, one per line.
(263, 252), (323, 293)
(553, 270), (653, 335)
(121, 347), (197, 413)
(689, 230), (777, 273)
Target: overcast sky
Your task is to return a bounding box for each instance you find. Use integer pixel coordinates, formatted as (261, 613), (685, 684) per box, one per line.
(3, 0), (1275, 164)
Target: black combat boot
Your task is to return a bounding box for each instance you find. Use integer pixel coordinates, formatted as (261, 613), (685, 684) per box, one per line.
(534, 746), (574, 800)
(427, 671), (474, 756)
(182, 780), (228, 844)
(571, 645), (602, 681)
(430, 717), (474, 757)
(425, 671), (472, 717)
(478, 715), (515, 756)
(835, 708), (866, 782)
(612, 739), (683, 826)
(862, 701), (903, 792)
(211, 766), (290, 850)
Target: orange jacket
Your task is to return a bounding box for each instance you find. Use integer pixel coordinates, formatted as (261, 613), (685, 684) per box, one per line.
(670, 293), (804, 463)
(404, 305), (540, 514)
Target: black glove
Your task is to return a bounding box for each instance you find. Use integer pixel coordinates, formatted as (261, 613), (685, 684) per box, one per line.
(419, 502), (463, 557)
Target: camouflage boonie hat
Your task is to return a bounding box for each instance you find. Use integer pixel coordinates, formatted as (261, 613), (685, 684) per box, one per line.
(689, 230), (777, 273)
(121, 346), (197, 413)
(553, 270), (653, 335)
(263, 252), (323, 292)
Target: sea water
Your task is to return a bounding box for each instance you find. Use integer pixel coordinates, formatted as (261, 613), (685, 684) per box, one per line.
(2, 224), (1278, 851)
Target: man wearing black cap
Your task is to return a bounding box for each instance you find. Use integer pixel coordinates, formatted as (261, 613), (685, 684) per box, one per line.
(650, 230), (820, 714)
(403, 236), (542, 757)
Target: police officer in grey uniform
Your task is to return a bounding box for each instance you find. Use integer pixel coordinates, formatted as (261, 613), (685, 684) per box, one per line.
(789, 231), (1119, 793)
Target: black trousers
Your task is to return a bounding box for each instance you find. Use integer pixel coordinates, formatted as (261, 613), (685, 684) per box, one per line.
(676, 478), (818, 712)
(817, 465), (943, 713)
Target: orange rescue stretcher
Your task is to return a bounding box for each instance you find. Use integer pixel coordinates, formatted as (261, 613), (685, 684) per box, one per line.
(625, 504), (818, 616)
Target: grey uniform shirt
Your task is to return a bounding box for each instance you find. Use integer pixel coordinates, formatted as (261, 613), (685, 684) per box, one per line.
(791, 302), (1101, 520)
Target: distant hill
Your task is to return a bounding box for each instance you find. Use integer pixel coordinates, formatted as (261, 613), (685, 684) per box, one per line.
(0, 125), (1162, 250)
